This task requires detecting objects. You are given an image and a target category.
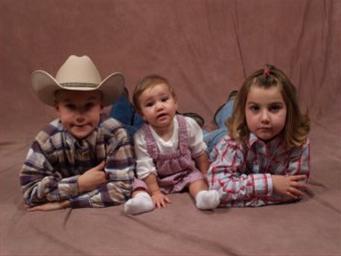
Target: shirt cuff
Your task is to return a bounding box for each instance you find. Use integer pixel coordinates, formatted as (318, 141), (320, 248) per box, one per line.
(251, 173), (273, 197)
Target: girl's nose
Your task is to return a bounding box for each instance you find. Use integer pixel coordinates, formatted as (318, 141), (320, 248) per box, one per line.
(260, 110), (270, 123)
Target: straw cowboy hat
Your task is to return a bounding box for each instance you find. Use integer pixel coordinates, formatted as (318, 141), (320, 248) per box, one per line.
(32, 55), (125, 107)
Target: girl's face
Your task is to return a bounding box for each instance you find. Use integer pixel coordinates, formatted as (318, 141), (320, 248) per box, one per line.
(55, 90), (103, 140)
(245, 85), (287, 142)
(138, 83), (178, 131)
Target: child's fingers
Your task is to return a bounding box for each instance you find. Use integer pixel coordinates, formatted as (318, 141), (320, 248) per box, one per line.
(291, 180), (308, 190)
(290, 175), (307, 182)
(96, 161), (106, 170)
(164, 196), (171, 204)
(288, 187), (305, 198)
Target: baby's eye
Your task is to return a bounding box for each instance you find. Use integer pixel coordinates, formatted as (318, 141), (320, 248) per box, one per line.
(144, 102), (154, 108)
(161, 96), (169, 102)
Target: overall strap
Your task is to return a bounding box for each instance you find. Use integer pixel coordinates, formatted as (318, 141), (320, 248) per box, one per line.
(176, 115), (189, 154)
(142, 124), (159, 159)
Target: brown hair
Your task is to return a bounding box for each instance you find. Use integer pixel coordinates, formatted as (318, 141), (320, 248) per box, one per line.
(227, 64), (310, 148)
(132, 74), (176, 113)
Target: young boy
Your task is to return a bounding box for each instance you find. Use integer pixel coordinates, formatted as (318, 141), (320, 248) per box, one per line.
(20, 55), (135, 211)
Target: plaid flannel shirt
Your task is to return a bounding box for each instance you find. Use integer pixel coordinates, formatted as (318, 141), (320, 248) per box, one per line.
(207, 133), (310, 207)
(20, 118), (135, 208)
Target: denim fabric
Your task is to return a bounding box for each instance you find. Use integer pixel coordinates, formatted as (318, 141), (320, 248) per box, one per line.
(110, 96), (144, 137)
(204, 99), (234, 153)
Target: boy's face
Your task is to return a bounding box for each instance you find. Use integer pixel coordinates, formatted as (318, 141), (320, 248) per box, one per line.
(245, 85), (287, 142)
(55, 90), (103, 140)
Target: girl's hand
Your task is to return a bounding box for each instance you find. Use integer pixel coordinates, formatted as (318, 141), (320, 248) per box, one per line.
(151, 191), (171, 208)
(27, 200), (70, 212)
(78, 161), (107, 193)
(272, 175), (308, 199)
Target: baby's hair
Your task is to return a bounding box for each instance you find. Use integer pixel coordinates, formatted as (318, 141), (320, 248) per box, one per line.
(228, 64), (310, 148)
(133, 74), (176, 113)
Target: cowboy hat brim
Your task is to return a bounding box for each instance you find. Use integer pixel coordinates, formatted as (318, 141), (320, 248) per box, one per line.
(32, 70), (125, 107)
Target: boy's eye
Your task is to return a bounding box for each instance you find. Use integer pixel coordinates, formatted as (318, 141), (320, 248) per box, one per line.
(65, 104), (76, 110)
(84, 102), (95, 110)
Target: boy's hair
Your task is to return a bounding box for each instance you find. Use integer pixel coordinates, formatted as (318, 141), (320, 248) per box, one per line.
(227, 64), (310, 148)
(132, 74), (176, 113)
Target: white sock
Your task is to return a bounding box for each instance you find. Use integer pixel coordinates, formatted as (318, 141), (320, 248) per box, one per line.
(195, 190), (220, 210)
(124, 191), (154, 215)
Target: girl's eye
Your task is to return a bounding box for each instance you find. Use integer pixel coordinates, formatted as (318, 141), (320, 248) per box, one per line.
(269, 104), (282, 112)
(249, 105), (260, 112)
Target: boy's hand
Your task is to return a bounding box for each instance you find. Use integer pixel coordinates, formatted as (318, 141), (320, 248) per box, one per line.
(78, 161), (107, 193)
(27, 200), (70, 212)
(151, 191), (171, 208)
(272, 175), (308, 199)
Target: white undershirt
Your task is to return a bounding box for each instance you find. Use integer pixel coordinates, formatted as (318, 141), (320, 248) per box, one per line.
(134, 116), (207, 179)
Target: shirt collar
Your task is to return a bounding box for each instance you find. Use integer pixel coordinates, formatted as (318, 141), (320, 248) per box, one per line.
(248, 132), (283, 149)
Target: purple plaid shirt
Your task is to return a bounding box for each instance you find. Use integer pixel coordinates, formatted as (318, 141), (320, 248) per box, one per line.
(20, 117), (135, 208)
(207, 133), (310, 207)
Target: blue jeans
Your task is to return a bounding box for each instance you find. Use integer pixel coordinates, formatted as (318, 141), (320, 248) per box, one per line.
(204, 99), (234, 153)
(110, 96), (144, 138)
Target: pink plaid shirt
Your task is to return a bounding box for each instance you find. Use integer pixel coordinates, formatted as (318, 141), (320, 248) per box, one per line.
(207, 133), (310, 207)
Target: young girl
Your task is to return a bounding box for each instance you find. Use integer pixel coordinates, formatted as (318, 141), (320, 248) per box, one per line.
(124, 75), (220, 214)
(208, 64), (310, 207)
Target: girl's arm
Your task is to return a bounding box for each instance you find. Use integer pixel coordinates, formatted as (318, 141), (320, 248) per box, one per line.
(207, 137), (273, 207)
(271, 140), (310, 200)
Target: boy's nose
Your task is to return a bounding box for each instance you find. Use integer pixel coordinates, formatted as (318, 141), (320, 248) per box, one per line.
(76, 115), (85, 123)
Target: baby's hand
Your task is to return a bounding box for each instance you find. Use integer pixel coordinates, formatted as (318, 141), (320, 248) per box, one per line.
(151, 191), (171, 208)
(78, 161), (107, 193)
(272, 175), (308, 199)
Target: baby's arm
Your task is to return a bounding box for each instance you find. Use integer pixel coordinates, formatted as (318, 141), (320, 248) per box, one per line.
(194, 152), (210, 176)
(143, 174), (170, 208)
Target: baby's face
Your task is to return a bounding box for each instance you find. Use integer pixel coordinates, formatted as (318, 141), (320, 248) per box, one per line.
(55, 90), (103, 139)
(138, 83), (178, 132)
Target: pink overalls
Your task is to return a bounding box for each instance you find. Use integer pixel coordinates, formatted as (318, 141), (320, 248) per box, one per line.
(133, 115), (204, 194)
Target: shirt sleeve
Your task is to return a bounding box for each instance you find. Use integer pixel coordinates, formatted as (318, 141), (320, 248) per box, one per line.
(185, 117), (207, 157)
(20, 142), (81, 207)
(207, 136), (273, 207)
(69, 127), (135, 208)
(286, 139), (310, 177)
(134, 130), (157, 179)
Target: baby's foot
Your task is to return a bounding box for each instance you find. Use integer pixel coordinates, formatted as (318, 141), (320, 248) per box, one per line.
(195, 190), (220, 210)
(124, 191), (155, 215)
